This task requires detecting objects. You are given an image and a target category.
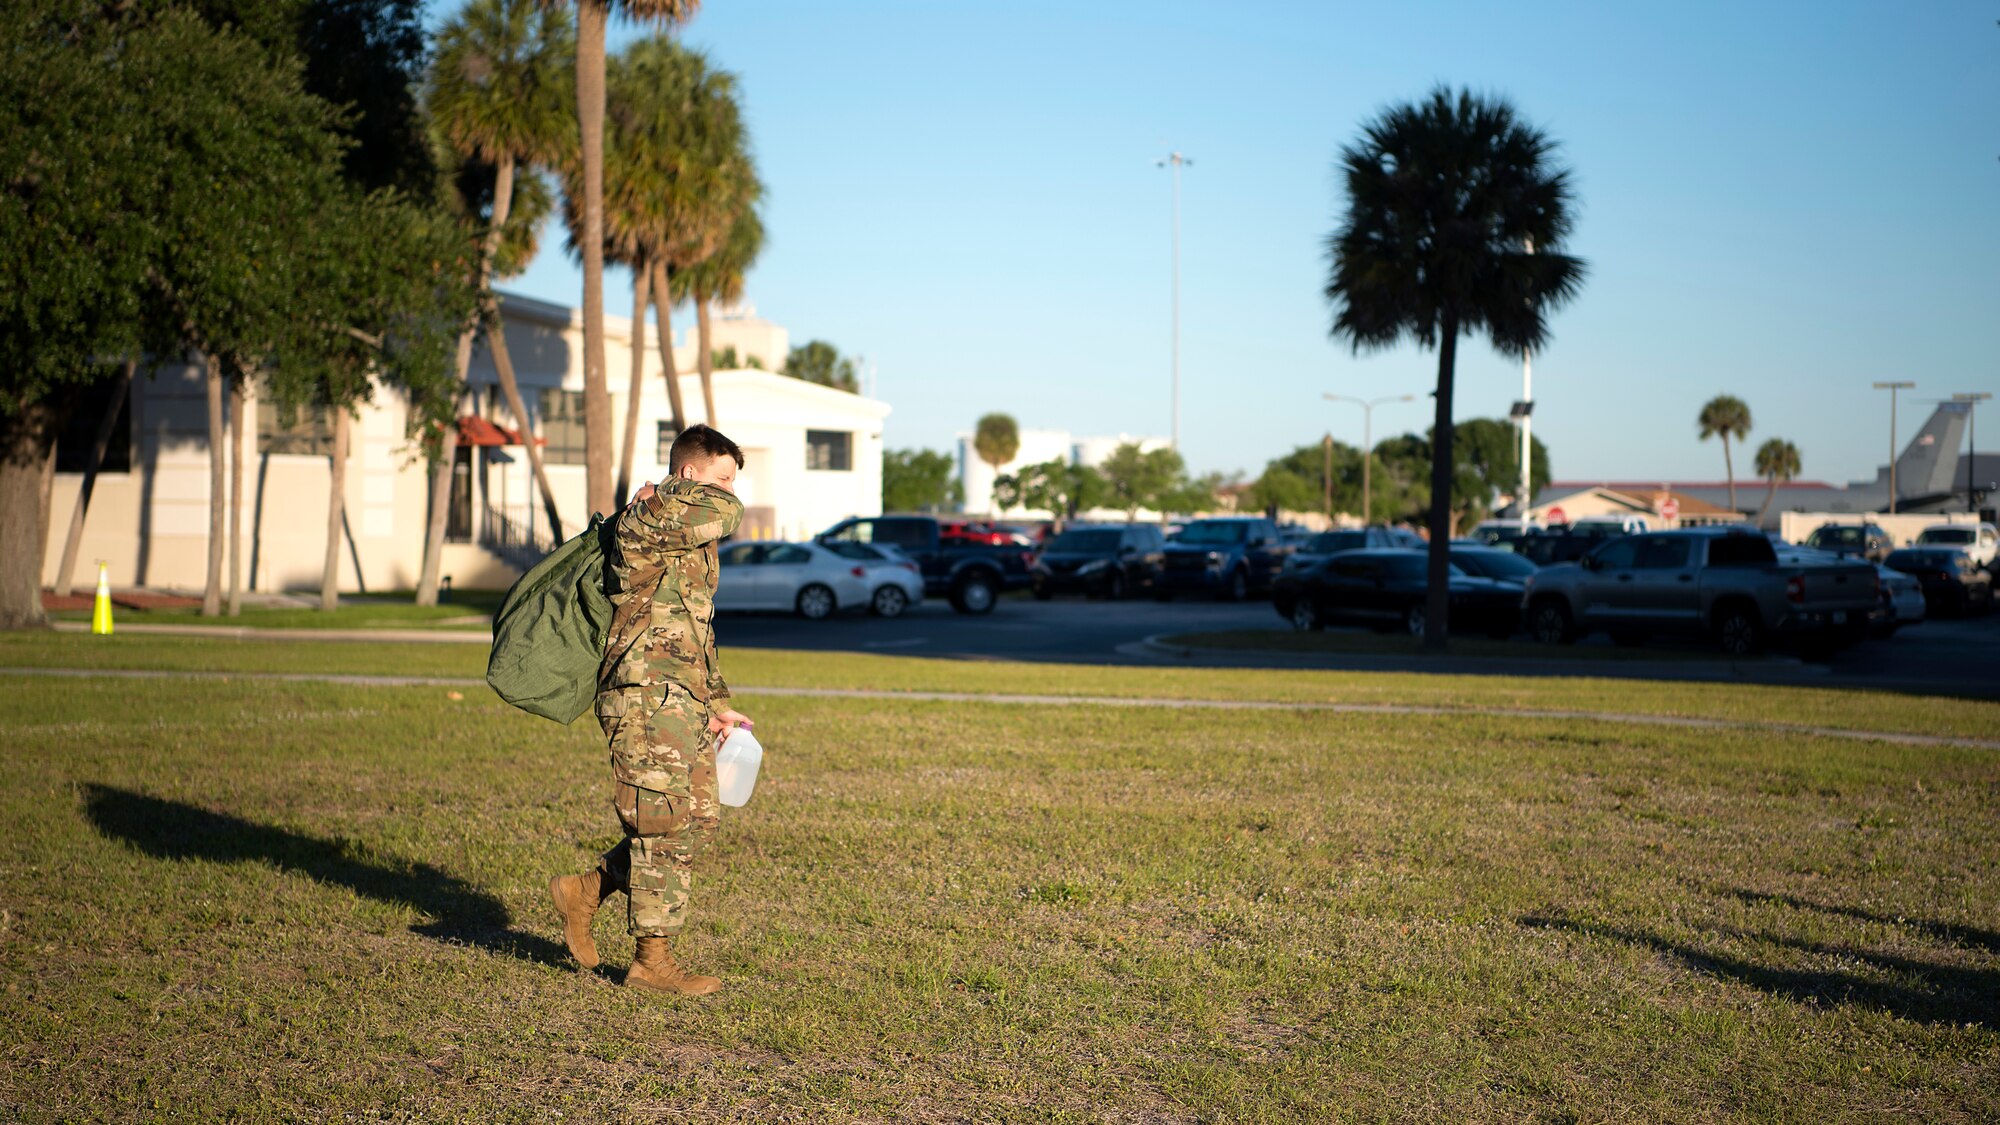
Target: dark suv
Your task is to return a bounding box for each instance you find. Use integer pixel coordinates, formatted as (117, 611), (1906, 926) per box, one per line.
(1805, 522), (1893, 564)
(1031, 524), (1166, 600)
(1157, 516), (1290, 600)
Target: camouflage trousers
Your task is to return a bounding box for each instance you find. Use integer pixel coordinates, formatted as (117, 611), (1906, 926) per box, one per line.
(594, 684), (722, 937)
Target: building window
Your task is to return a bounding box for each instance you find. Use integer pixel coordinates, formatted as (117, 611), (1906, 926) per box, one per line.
(807, 429), (852, 472)
(539, 388), (587, 465)
(657, 422), (679, 466)
(55, 374), (132, 473)
(258, 399), (335, 457)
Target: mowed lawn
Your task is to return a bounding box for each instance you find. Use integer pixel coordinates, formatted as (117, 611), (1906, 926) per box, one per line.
(1, 636), (1996, 1121)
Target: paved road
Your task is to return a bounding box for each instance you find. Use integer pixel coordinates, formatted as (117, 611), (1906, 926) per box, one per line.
(717, 591), (2000, 700)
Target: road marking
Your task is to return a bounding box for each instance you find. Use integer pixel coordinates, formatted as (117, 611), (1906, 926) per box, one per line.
(4, 667), (1996, 751)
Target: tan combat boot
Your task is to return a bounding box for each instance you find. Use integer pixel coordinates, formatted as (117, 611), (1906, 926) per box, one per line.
(549, 869), (612, 969)
(626, 936), (722, 996)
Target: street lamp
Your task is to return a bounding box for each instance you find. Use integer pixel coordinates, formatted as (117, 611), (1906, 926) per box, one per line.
(1156, 151), (1192, 451)
(1872, 381), (1914, 514)
(1509, 400), (1535, 519)
(1957, 392), (1993, 513)
(1325, 393), (1415, 525)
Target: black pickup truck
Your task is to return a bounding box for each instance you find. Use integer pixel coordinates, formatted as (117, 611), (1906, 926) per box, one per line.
(818, 516), (1035, 614)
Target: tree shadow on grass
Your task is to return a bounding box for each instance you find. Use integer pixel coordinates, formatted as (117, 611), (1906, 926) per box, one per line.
(1519, 912), (1997, 1029)
(1721, 888), (2000, 956)
(83, 785), (568, 967)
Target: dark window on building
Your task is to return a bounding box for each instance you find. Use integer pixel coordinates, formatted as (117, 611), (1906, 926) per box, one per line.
(807, 429), (852, 471)
(657, 422), (679, 466)
(539, 388), (587, 465)
(54, 376), (132, 473)
(258, 398), (335, 457)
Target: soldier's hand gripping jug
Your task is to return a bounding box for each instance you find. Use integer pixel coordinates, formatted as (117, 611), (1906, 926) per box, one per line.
(715, 727), (763, 807)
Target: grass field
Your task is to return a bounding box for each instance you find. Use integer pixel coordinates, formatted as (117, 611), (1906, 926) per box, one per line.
(2, 635), (1996, 1121)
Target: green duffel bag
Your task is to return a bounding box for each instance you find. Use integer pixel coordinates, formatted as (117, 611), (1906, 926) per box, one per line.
(486, 513), (614, 723)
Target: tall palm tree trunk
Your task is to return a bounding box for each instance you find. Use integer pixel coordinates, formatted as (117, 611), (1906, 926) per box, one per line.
(617, 259), (652, 503)
(1422, 318), (1459, 651)
(227, 371), (246, 616)
(696, 298), (717, 425)
(1723, 436), (1737, 512)
(575, 0), (614, 518)
(202, 354), (225, 616)
(0, 403), (56, 629)
(1755, 477), (1779, 527)
(415, 332), (472, 607)
(56, 358), (135, 597)
(651, 261), (688, 433)
(321, 408), (350, 612)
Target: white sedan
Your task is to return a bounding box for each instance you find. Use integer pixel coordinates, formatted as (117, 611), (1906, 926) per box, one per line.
(716, 541), (872, 619)
(820, 540), (926, 617)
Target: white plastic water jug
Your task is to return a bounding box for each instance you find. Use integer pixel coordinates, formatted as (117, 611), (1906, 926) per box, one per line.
(715, 726), (763, 807)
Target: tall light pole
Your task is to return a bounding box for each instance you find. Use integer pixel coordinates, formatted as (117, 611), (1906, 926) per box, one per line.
(1325, 393), (1415, 525)
(1957, 392), (1993, 513)
(1519, 237), (1534, 524)
(1873, 381), (1914, 514)
(1157, 151), (1192, 450)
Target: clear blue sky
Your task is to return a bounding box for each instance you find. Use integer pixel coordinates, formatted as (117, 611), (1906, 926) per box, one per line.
(434, 0), (2000, 487)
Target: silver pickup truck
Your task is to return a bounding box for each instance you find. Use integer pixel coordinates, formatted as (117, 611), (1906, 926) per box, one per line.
(1521, 528), (1879, 655)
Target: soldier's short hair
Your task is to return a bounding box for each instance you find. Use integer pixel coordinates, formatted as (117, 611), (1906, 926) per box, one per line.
(669, 424), (745, 473)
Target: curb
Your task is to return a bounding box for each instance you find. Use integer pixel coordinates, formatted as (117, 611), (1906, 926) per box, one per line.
(1131, 632), (1819, 681)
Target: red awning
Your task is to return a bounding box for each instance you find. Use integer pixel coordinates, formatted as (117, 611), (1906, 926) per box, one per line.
(456, 416), (541, 447)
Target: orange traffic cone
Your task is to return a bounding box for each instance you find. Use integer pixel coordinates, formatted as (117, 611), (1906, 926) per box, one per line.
(91, 562), (114, 636)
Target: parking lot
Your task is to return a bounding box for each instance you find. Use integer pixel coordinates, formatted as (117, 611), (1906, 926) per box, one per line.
(719, 591), (2000, 700)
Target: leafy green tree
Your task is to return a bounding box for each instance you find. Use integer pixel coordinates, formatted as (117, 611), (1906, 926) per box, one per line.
(1099, 443), (1183, 523)
(883, 448), (961, 513)
(1752, 437), (1801, 526)
(1698, 394), (1754, 513)
(972, 413), (1020, 486)
(1449, 418), (1551, 531)
(784, 341), (860, 393)
(673, 191), (765, 430)
(421, 0), (574, 601)
(1326, 86), (1584, 647)
(1158, 470), (1224, 518)
(995, 458), (1108, 529)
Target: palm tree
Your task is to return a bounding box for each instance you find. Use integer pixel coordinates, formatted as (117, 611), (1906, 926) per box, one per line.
(586, 35), (754, 496)
(974, 413), (1020, 512)
(562, 0), (701, 520)
(1752, 437), (1801, 527)
(1698, 394), (1754, 513)
(422, 0), (574, 603)
(1326, 87), (1585, 649)
(673, 204), (765, 427)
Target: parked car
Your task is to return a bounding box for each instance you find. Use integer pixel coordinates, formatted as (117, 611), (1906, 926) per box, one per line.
(818, 515), (1035, 614)
(1522, 528), (1879, 655)
(1157, 516), (1291, 600)
(1776, 542), (1926, 639)
(819, 540), (928, 617)
(717, 541), (873, 619)
(1447, 544), (1540, 586)
(1272, 549), (1524, 637)
(1515, 528), (1615, 567)
(1469, 518), (1538, 549)
(1283, 525), (1425, 573)
(1030, 524), (1166, 600)
(1567, 515), (1651, 537)
(1883, 548), (1995, 616)
(1804, 522), (1894, 564)
(1914, 522), (1999, 569)
(939, 520), (1035, 549)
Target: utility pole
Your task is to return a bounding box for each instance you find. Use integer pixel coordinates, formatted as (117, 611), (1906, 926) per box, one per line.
(1156, 151), (1191, 450)
(1957, 392), (1993, 513)
(1320, 430), (1336, 520)
(1325, 393), (1415, 525)
(1873, 381), (1914, 514)
(1519, 236), (1534, 523)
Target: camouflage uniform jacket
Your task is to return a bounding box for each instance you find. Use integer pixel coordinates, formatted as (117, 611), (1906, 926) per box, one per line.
(599, 479), (744, 708)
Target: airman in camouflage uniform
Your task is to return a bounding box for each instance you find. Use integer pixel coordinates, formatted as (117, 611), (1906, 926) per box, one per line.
(549, 425), (752, 996)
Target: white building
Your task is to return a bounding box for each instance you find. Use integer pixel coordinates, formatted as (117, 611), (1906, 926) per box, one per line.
(41, 291), (889, 595)
(954, 429), (1170, 518)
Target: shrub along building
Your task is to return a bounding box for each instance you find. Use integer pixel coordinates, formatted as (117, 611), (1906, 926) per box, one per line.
(40, 292), (889, 596)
